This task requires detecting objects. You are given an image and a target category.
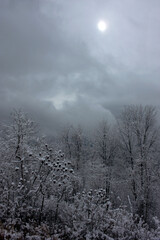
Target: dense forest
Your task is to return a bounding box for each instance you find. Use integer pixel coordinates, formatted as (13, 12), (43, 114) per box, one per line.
(0, 105), (160, 239)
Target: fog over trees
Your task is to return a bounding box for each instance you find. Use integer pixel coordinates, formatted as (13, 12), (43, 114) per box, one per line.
(0, 105), (160, 239)
(1, 0), (160, 239)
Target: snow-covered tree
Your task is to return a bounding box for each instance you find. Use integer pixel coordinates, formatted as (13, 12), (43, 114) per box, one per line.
(118, 105), (159, 222)
(94, 120), (118, 198)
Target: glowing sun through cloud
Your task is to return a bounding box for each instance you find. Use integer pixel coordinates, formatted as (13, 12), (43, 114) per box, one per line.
(97, 20), (108, 32)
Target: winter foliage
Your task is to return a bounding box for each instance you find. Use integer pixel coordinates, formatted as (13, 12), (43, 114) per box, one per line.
(0, 106), (160, 239)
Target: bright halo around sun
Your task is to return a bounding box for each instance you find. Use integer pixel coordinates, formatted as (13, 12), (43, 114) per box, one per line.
(97, 20), (108, 32)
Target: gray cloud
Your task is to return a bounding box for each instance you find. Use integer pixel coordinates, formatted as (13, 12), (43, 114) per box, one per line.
(0, 0), (160, 133)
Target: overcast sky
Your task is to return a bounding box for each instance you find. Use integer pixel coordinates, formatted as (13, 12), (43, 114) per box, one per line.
(0, 0), (160, 133)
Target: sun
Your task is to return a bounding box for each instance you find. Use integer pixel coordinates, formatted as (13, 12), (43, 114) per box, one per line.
(97, 20), (108, 32)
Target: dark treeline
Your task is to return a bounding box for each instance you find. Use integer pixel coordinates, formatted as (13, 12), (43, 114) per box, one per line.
(0, 105), (160, 239)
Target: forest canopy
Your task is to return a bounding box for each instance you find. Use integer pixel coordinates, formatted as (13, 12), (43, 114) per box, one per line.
(0, 105), (160, 239)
